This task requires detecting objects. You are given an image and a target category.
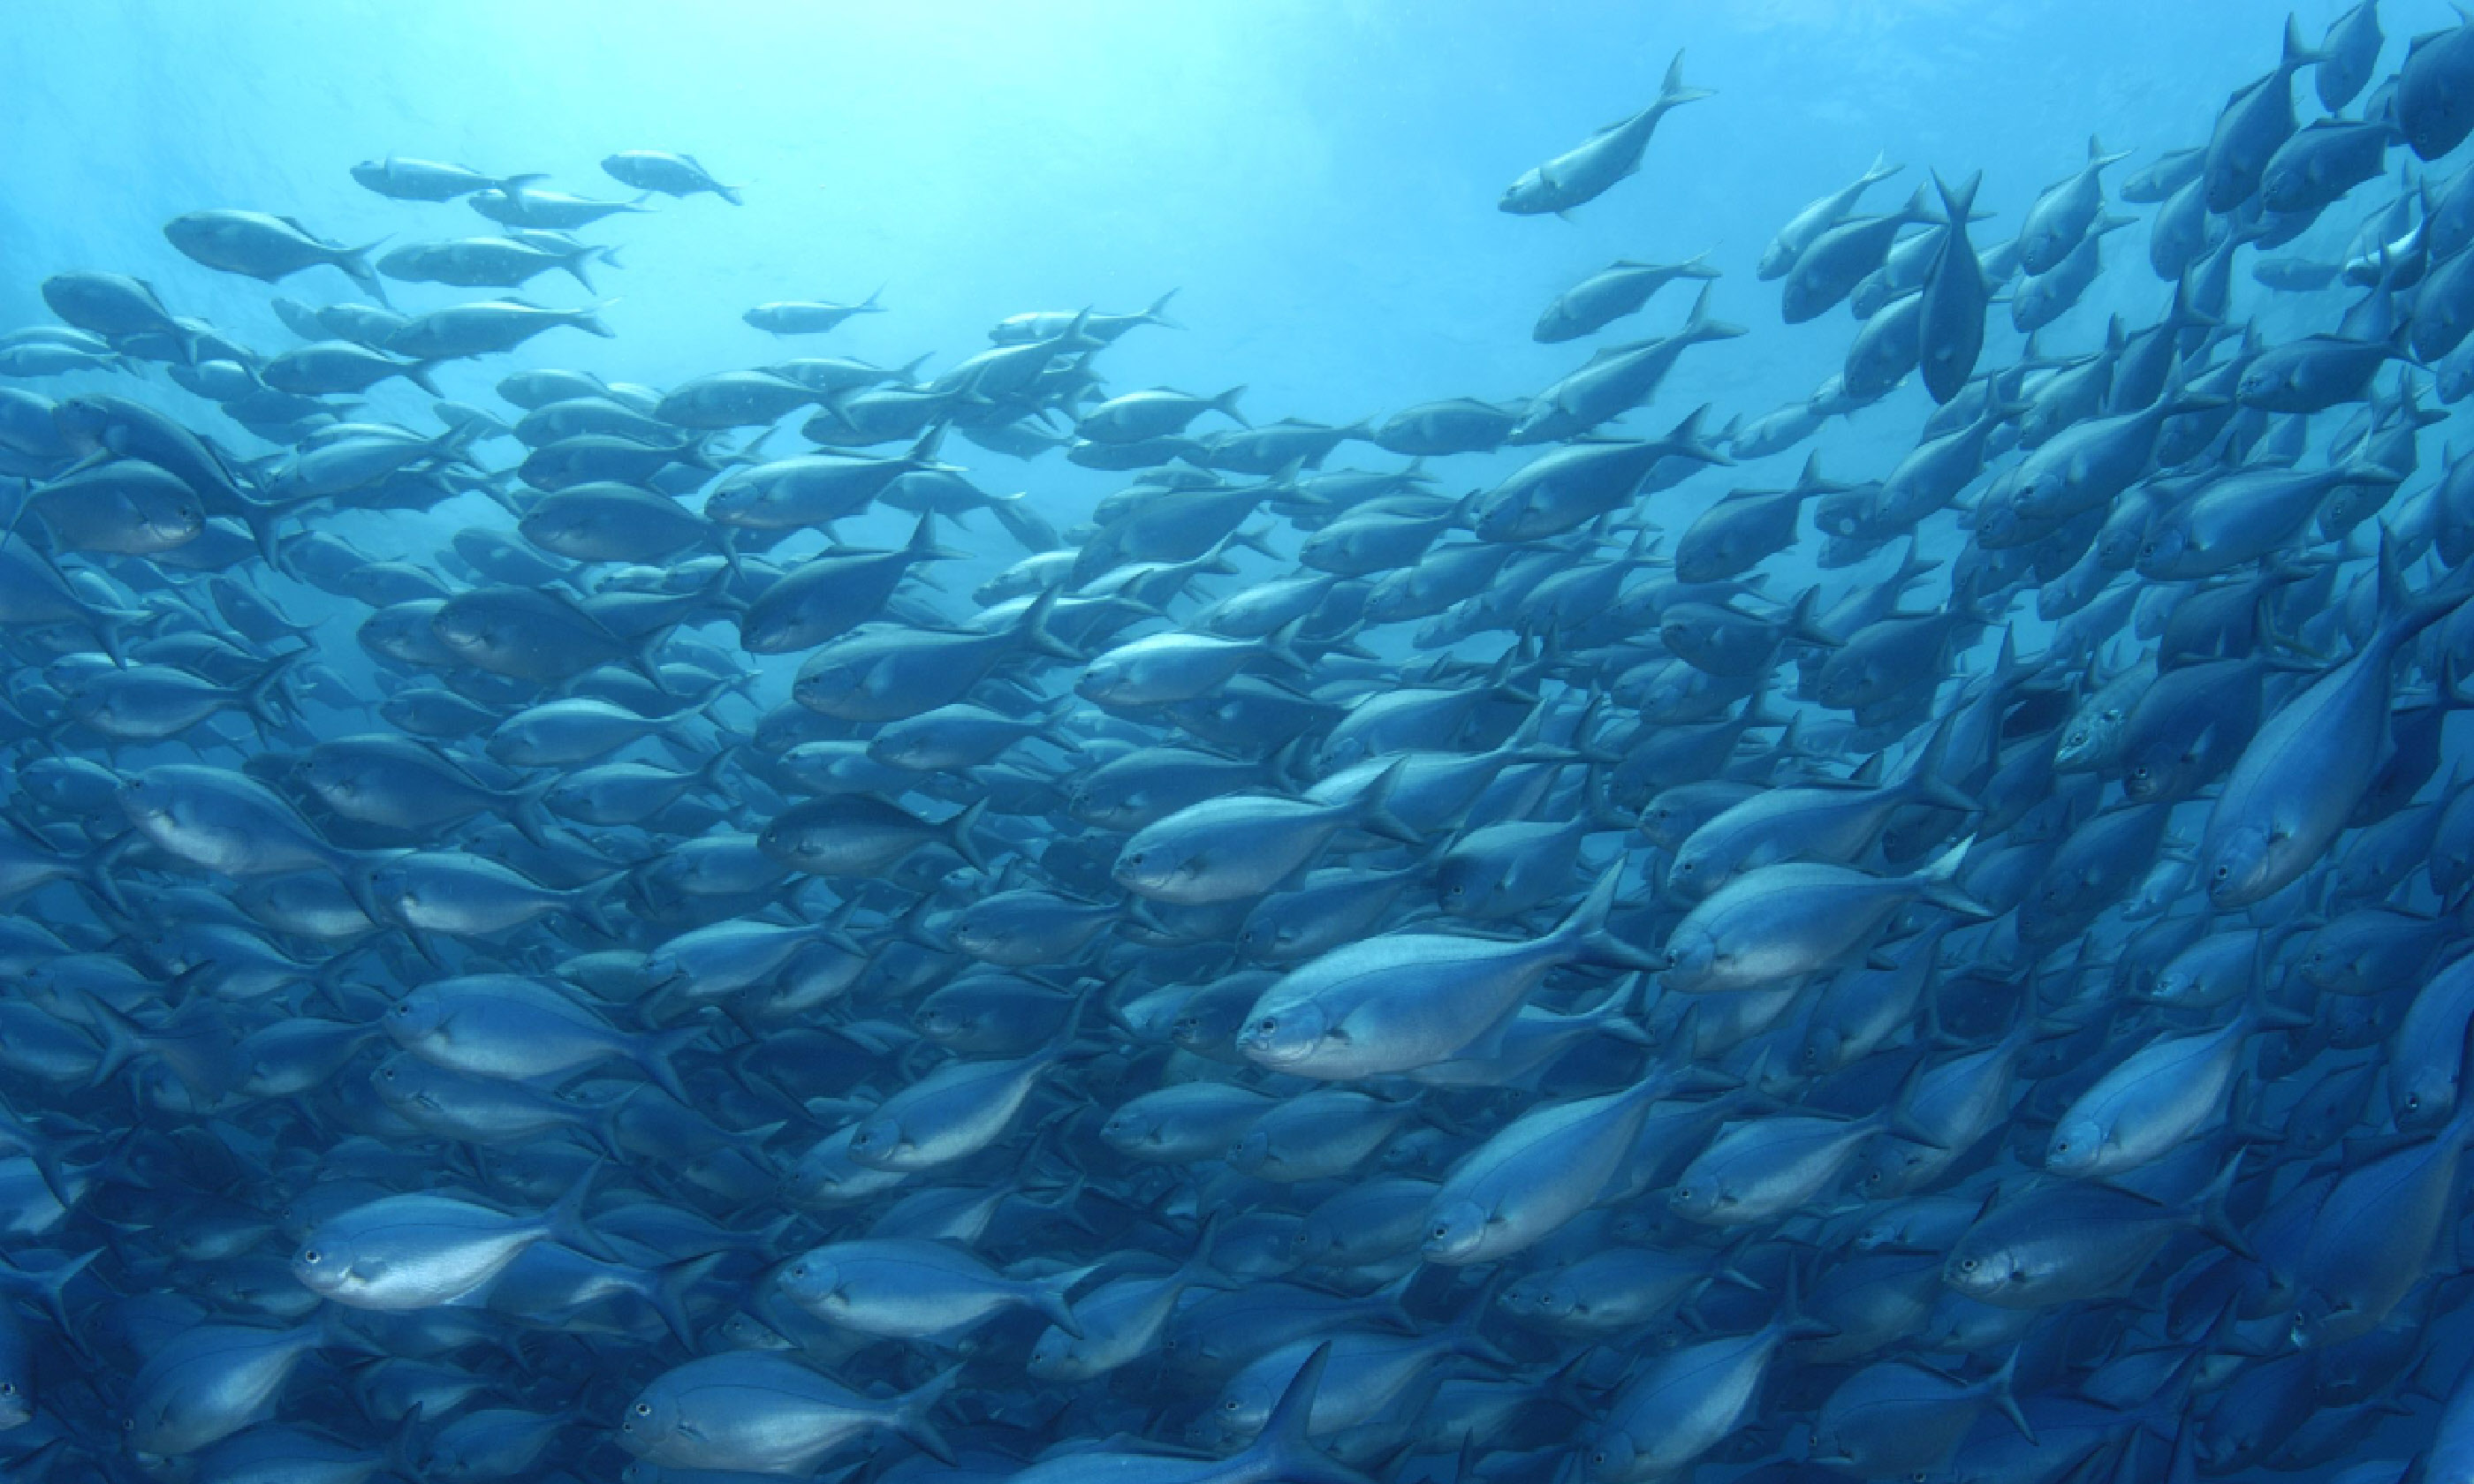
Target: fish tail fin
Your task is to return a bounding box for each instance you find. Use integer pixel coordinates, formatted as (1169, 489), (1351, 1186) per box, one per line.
(22, 1248), (96, 1354)
(1656, 48), (1715, 109)
(242, 649), (302, 730)
(1915, 837), (1995, 917)
(636, 1019), (707, 1107)
(1683, 279), (1749, 342)
(1989, 1346), (2038, 1442)
(577, 300), (619, 338)
(1895, 534), (1944, 586)
(1662, 402), (1734, 466)
(1934, 169), (1984, 228)
(405, 360), (444, 398)
(80, 996), (146, 1093)
(716, 181), (746, 207)
(2282, 11), (2329, 68)
(1017, 587), (1082, 663)
(946, 798), (991, 873)
(1352, 758), (1424, 846)
(1143, 288), (1183, 329)
(1787, 586), (1841, 649)
(1900, 715), (1980, 814)
(646, 1251), (725, 1348)
(1036, 1264), (1097, 1338)
(338, 238), (391, 305)
(1562, 863), (1661, 969)
(2194, 1150), (2256, 1260)
(1262, 617), (1314, 677)
(545, 1160), (622, 1262)
(894, 1366), (962, 1465)
(1213, 384), (1250, 427)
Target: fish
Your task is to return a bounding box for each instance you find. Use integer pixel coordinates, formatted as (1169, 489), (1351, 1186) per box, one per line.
(603, 151), (745, 204)
(1500, 51), (1712, 216)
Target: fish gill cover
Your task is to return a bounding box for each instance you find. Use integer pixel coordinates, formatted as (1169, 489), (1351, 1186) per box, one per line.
(0, 0), (2469, 1480)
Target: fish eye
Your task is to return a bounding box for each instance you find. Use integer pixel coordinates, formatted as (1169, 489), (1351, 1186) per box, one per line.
(1957, 1257), (1977, 1272)
(1256, 1018), (1277, 1034)
(2213, 865), (2231, 881)
(301, 1250), (321, 1264)
(635, 1403), (652, 1417)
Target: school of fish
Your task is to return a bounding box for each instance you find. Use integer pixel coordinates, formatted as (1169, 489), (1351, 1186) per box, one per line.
(4, 5), (2474, 1483)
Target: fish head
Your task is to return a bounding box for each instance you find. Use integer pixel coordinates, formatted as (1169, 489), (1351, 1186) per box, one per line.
(2135, 523), (2190, 577)
(1421, 1198), (1494, 1264)
(116, 772), (178, 834)
(2142, 966), (2196, 1005)
(867, 729), (931, 768)
(2202, 823), (2279, 909)
(144, 495), (205, 546)
(1074, 658), (1130, 706)
(701, 479), (760, 525)
(383, 988), (445, 1048)
(1799, 1021), (1849, 1074)
(1666, 1173), (1731, 1223)
(368, 862), (425, 923)
(1529, 1279), (1582, 1321)
(777, 1253), (848, 1313)
(2235, 360), (2290, 405)
(2043, 1117), (2107, 1175)
(1499, 170), (1551, 213)
(1470, 492), (1529, 543)
(2286, 1288), (2360, 1352)
(1226, 1128), (1275, 1176)
(792, 662), (860, 711)
(291, 1227), (370, 1300)
(1498, 1275), (1548, 1315)
(1939, 1238), (2022, 1299)
(913, 1001), (967, 1042)
(1026, 1329), (1083, 1382)
(428, 602), (496, 658)
(1662, 847), (1721, 901)
(845, 1116), (913, 1170)
(48, 394), (111, 451)
(1584, 1427), (1641, 1482)
(369, 1055), (431, 1112)
(1097, 1109), (1156, 1155)
(1111, 840), (1203, 899)
(1660, 925), (1722, 993)
(2391, 1071), (2452, 1131)
(1234, 999), (1329, 1069)
(1204, 1382), (1270, 1446)
(618, 1380), (684, 1458)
